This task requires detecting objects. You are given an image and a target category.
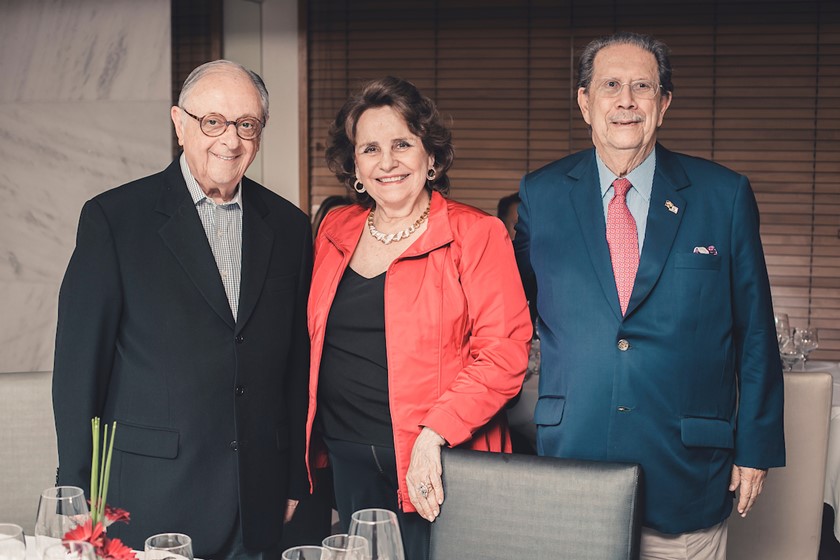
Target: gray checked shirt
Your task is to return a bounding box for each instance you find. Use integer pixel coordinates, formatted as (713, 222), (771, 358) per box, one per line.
(179, 154), (243, 320)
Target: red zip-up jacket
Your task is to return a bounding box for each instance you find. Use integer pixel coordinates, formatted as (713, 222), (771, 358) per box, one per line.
(305, 191), (532, 511)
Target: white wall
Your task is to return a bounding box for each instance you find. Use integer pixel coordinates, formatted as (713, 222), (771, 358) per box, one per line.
(224, 0), (301, 207)
(0, 0), (302, 374)
(0, 0), (172, 374)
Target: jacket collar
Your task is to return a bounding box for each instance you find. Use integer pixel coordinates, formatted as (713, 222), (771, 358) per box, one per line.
(321, 190), (454, 257)
(155, 158), (272, 332)
(569, 143), (691, 320)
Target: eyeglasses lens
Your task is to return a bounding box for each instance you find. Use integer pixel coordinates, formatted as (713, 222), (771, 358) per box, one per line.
(200, 113), (262, 139)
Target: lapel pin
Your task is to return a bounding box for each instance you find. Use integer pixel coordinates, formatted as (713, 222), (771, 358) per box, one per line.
(665, 200), (679, 214)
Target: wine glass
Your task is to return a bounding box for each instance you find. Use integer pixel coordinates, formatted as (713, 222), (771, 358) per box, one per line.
(774, 313), (791, 348)
(144, 533), (194, 560)
(347, 508), (405, 560)
(322, 534), (368, 560)
(41, 541), (97, 560)
(0, 523), (26, 560)
(779, 337), (803, 372)
(793, 327), (819, 367)
(281, 545), (335, 560)
(34, 486), (90, 555)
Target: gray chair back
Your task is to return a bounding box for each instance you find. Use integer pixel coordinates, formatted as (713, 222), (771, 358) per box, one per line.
(0, 371), (58, 534)
(727, 371), (832, 560)
(430, 448), (641, 560)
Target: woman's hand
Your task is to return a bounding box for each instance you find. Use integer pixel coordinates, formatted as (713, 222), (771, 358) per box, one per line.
(406, 427), (446, 522)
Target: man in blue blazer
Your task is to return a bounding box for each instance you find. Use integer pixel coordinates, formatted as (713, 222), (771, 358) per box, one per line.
(53, 61), (312, 559)
(515, 32), (785, 558)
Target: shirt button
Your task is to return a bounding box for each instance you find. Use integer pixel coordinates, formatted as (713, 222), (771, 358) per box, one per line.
(229, 441), (238, 451)
(235, 385), (245, 396)
(617, 339), (630, 351)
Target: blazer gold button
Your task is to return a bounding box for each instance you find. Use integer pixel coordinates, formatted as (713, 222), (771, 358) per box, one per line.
(617, 339), (630, 351)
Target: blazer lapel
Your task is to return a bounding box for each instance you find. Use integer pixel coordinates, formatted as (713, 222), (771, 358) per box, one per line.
(156, 161), (235, 329)
(568, 151), (623, 321)
(235, 180), (273, 335)
(625, 144), (690, 317)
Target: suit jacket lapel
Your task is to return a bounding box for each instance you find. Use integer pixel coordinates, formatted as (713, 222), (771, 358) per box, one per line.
(236, 180), (273, 335)
(569, 151), (623, 321)
(625, 144), (690, 317)
(156, 161), (236, 329)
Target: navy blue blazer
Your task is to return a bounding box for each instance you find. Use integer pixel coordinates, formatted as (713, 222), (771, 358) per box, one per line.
(514, 144), (785, 533)
(53, 159), (312, 555)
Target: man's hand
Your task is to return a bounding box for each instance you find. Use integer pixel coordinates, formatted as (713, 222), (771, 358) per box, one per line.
(284, 499), (299, 523)
(729, 465), (767, 517)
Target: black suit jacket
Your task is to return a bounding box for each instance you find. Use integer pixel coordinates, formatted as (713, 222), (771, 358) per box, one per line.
(53, 159), (312, 555)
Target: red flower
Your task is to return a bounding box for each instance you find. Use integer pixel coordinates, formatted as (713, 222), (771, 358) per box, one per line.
(63, 519), (105, 549)
(103, 505), (131, 526)
(99, 537), (137, 560)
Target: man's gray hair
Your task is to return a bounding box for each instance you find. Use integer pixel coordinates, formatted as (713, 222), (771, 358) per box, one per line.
(577, 32), (674, 96)
(178, 59), (270, 122)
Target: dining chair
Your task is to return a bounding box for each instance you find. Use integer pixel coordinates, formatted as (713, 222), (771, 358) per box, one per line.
(727, 371), (832, 560)
(0, 371), (58, 533)
(429, 447), (642, 560)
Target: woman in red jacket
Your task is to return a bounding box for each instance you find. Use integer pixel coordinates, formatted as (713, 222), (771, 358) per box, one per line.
(305, 76), (531, 560)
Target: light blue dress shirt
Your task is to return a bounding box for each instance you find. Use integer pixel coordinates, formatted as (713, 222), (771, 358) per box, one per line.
(596, 150), (656, 255)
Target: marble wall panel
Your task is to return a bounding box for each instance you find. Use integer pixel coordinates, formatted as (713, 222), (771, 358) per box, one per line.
(0, 0), (170, 102)
(1, 0), (171, 373)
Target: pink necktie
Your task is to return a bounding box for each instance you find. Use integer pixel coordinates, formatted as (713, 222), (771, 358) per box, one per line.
(606, 178), (639, 315)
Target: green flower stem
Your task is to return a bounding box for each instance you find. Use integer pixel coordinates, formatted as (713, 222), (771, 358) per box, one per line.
(97, 423), (108, 523)
(90, 418), (101, 525)
(99, 422), (117, 523)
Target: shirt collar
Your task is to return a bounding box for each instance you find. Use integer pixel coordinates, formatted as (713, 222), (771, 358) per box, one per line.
(179, 152), (243, 208)
(596, 149), (656, 202)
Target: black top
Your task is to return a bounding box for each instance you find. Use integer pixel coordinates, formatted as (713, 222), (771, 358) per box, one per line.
(317, 267), (393, 447)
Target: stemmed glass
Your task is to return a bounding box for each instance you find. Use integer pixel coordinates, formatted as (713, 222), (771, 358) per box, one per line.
(793, 327), (819, 367)
(41, 541), (97, 560)
(281, 546), (334, 560)
(779, 337), (803, 372)
(0, 523), (26, 560)
(144, 533), (194, 560)
(34, 486), (90, 555)
(322, 534), (368, 560)
(774, 313), (791, 347)
(347, 508), (405, 560)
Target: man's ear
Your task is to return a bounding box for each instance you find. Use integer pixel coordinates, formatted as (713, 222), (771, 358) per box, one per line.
(657, 91), (673, 127)
(577, 87), (592, 126)
(171, 106), (185, 147)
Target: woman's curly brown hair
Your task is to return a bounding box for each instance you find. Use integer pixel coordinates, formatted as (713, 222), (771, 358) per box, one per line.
(325, 76), (455, 207)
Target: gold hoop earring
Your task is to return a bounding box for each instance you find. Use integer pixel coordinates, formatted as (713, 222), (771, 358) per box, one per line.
(353, 178), (366, 193)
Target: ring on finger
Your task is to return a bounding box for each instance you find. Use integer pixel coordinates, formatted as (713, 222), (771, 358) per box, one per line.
(417, 482), (430, 498)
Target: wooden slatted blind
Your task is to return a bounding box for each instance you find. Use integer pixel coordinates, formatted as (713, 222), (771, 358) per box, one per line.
(306, 0), (840, 360)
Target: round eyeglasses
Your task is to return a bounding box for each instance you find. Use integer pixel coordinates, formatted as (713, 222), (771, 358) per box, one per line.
(594, 79), (662, 99)
(181, 108), (265, 140)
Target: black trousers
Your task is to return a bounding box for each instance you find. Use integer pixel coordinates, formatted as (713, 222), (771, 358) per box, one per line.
(323, 436), (430, 560)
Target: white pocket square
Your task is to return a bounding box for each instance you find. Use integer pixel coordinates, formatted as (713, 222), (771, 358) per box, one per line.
(692, 245), (718, 256)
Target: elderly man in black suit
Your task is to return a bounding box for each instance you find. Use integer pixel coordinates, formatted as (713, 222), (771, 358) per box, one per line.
(53, 60), (312, 560)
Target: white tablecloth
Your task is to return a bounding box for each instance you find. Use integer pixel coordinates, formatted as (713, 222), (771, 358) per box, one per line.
(23, 535), (198, 559)
(507, 360), (840, 540)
